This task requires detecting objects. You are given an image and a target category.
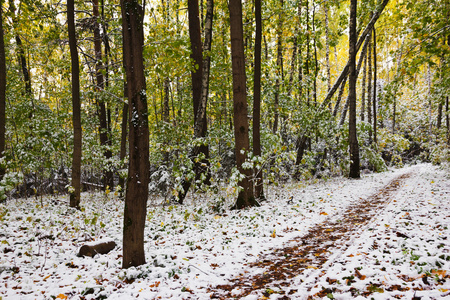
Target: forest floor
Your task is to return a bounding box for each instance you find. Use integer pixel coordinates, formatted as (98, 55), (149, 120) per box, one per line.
(0, 163), (449, 299)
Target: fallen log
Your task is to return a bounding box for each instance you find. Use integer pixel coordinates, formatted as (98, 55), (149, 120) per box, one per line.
(77, 241), (117, 258)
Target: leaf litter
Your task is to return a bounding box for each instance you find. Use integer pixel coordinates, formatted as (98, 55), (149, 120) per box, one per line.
(0, 163), (449, 299)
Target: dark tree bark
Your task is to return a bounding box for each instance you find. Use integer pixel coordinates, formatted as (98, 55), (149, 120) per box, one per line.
(121, 0), (149, 269)
(0, 1), (6, 181)
(93, 0), (113, 190)
(67, 0), (82, 209)
(348, 0), (360, 178)
(177, 0), (213, 204)
(229, 0), (256, 209)
(253, 0), (264, 200)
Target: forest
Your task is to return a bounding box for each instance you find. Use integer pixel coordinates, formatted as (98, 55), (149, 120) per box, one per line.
(0, 0), (449, 298)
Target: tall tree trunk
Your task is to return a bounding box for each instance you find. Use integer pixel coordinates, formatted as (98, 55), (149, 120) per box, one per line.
(273, 0), (283, 134)
(8, 0), (32, 112)
(68, 0), (82, 209)
(324, 1), (331, 95)
(196, 0), (213, 186)
(177, 0), (212, 204)
(0, 2), (6, 182)
(333, 76), (348, 117)
(367, 34), (373, 140)
(93, 0), (113, 190)
(118, 95), (128, 196)
(339, 35), (369, 127)
(253, 0), (264, 200)
(348, 0), (360, 178)
(360, 49), (367, 121)
(121, 0), (149, 269)
(372, 27), (377, 145)
(229, 0), (256, 209)
(446, 96), (449, 144)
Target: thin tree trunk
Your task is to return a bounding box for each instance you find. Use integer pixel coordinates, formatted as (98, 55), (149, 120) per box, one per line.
(324, 1), (331, 94)
(93, 0), (113, 190)
(333, 76), (348, 117)
(253, 0), (264, 200)
(0, 2), (6, 182)
(177, 0), (212, 204)
(367, 33), (372, 139)
(121, 0), (149, 269)
(339, 34), (370, 127)
(360, 49), (367, 121)
(446, 96), (449, 144)
(273, 0), (283, 134)
(118, 98), (128, 195)
(229, 0), (256, 209)
(68, 0), (82, 209)
(373, 27), (377, 145)
(348, 0), (360, 178)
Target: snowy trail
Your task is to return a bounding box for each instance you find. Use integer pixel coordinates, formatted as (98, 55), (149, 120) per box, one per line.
(1, 164), (449, 300)
(208, 171), (416, 299)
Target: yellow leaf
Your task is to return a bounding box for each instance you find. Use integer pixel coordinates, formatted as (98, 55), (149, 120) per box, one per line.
(56, 295), (68, 300)
(271, 229), (276, 238)
(306, 265), (318, 269)
(320, 212), (328, 215)
(214, 215), (221, 220)
(439, 288), (448, 292)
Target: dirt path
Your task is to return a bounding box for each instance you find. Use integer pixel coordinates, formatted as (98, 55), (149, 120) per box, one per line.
(208, 172), (413, 299)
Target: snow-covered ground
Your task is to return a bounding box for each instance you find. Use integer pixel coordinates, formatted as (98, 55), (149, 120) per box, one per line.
(0, 163), (449, 299)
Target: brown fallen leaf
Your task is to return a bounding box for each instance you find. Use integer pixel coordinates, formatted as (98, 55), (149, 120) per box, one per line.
(355, 268), (366, 280)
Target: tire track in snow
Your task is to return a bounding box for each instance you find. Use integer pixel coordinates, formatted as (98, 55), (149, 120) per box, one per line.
(208, 172), (413, 299)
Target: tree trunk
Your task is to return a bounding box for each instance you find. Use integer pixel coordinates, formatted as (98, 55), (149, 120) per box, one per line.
(176, 0), (213, 204)
(367, 33), (373, 140)
(0, 3), (6, 182)
(8, 0), (32, 113)
(333, 76), (348, 117)
(253, 0), (264, 200)
(348, 0), (360, 179)
(273, 0), (283, 134)
(373, 27), (377, 145)
(360, 48), (367, 121)
(229, 0), (256, 209)
(446, 96), (449, 144)
(121, 0), (149, 269)
(93, 0), (113, 190)
(339, 35), (370, 127)
(118, 100), (128, 195)
(324, 1), (331, 95)
(68, 0), (82, 209)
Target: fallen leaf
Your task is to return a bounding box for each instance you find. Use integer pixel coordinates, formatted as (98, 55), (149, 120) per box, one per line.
(320, 212), (328, 215)
(56, 294), (68, 299)
(355, 269), (366, 280)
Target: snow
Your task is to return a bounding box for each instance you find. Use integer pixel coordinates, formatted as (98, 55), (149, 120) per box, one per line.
(0, 163), (449, 299)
